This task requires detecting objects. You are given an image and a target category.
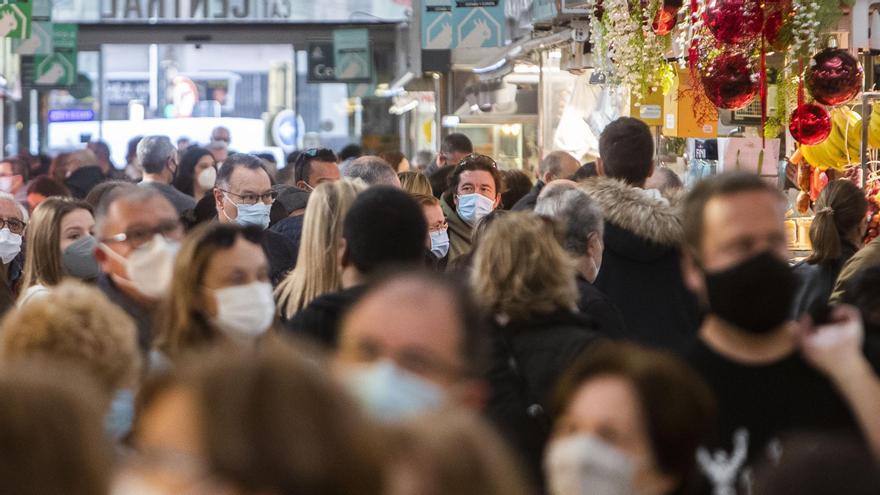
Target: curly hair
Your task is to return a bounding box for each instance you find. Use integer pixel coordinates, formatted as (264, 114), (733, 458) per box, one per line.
(0, 280), (140, 393)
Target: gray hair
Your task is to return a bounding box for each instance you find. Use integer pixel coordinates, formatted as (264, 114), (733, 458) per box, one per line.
(137, 136), (176, 175)
(94, 185), (165, 236)
(539, 151), (577, 179)
(0, 192), (27, 222)
(343, 156), (399, 186)
(535, 180), (578, 216)
(537, 188), (604, 255)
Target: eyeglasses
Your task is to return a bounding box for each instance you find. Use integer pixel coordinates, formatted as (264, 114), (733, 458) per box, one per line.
(457, 153), (497, 169)
(219, 189), (277, 206)
(101, 220), (183, 249)
(429, 222), (449, 232)
(0, 217), (25, 235)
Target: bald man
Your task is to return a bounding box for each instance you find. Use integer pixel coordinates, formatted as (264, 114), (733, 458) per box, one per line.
(512, 151), (581, 211)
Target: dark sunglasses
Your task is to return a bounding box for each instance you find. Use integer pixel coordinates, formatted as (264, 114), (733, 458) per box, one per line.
(456, 153), (497, 169)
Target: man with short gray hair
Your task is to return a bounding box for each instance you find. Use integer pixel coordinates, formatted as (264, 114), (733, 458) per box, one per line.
(0, 192), (26, 308)
(535, 187), (626, 338)
(512, 150), (581, 211)
(342, 156), (401, 187)
(137, 135), (196, 215)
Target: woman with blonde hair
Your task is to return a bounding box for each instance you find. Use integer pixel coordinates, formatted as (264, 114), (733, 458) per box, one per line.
(155, 222), (277, 363)
(398, 171), (432, 196)
(275, 179), (366, 320)
(471, 212), (599, 484)
(19, 197), (98, 306)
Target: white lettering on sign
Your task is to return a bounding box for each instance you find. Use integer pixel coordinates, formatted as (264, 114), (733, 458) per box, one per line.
(101, 0), (292, 21)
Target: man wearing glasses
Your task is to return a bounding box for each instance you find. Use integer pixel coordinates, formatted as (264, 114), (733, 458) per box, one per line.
(0, 193), (26, 306)
(293, 148), (340, 191)
(95, 186), (183, 352)
(214, 153), (296, 285)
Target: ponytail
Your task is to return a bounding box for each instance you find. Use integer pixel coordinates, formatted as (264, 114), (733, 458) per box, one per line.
(806, 180), (868, 265)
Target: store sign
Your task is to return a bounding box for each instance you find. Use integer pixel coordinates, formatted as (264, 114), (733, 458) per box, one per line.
(0, 2), (32, 39)
(13, 21), (52, 55)
(422, 0), (452, 49)
(31, 0), (51, 21)
(333, 29), (371, 82)
(34, 23), (78, 87)
(453, 0), (505, 48)
(307, 43), (336, 83)
(271, 109), (302, 152)
(48, 108), (95, 122)
(531, 0), (556, 23)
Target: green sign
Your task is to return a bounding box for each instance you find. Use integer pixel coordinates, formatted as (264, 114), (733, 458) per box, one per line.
(0, 2), (32, 40)
(13, 20), (51, 55)
(31, 0), (51, 21)
(34, 24), (78, 87)
(333, 29), (371, 83)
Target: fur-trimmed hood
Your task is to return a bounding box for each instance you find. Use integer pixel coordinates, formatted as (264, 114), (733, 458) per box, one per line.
(579, 177), (684, 247)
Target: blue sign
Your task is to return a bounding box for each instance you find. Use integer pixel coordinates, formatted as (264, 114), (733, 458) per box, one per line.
(48, 108), (94, 122)
(453, 0), (506, 48)
(272, 109), (303, 152)
(422, 0), (452, 49)
(531, 0), (557, 23)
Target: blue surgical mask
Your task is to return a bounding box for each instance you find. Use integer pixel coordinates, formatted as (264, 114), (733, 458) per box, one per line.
(456, 193), (494, 226)
(105, 389), (134, 440)
(343, 360), (443, 422)
(225, 195), (271, 229)
(430, 229), (450, 259)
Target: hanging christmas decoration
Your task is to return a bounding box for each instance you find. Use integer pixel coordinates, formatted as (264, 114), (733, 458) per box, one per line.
(806, 48), (864, 106)
(789, 103), (831, 145)
(762, 0), (791, 47)
(702, 0), (762, 45)
(652, 0), (683, 35)
(701, 52), (758, 109)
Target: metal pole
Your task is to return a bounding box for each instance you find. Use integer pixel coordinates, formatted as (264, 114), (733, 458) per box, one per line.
(862, 92), (870, 189)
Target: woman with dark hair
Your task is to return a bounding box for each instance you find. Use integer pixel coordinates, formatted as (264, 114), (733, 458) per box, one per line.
(172, 146), (217, 202)
(792, 179), (868, 317)
(546, 342), (716, 495)
(500, 169), (533, 210)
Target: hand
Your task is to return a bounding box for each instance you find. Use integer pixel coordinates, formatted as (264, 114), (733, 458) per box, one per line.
(794, 305), (866, 381)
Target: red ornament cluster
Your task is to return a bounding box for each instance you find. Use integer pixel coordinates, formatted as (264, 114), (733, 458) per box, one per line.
(703, 0), (762, 45)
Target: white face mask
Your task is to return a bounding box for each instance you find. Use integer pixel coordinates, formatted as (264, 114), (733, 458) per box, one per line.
(545, 434), (636, 495)
(0, 227), (22, 264)
(101, 234), (179, 300)
(210, 281), (275, 339)
(0, 177), (14, 194)
(196, 166), (217, 191)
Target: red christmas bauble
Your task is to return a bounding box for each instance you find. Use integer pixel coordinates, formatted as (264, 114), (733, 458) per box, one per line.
(763, 0), (791, 46)
(701, 52), (758, 110)
(806, 48), (864, 106)
(652, 0), (682, 35)
(789, 103), (832, 145)
(703, 0), (762, 45)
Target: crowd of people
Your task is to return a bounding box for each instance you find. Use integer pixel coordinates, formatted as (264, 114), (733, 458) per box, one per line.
(0, 120), (879, 495)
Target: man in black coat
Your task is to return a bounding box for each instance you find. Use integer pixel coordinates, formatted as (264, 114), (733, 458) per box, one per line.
(286, 187), (428, 347)
(580, 117), (699, 352)
(512, 150), (580, 211)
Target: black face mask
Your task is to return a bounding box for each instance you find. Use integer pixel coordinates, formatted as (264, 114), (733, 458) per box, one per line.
(703, 251), (795, 334)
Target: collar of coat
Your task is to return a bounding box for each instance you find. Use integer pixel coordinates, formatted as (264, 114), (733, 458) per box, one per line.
(579, 176), (684, 247)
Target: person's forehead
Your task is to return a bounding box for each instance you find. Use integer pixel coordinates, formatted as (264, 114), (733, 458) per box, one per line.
(703, 191), (784, 242)
(423, 203), (444, 219)
(345, 283), (463, 354)
(459, 170), (495, 186)
(228, 166), (271, 191)
(205, 237), (267, 275)
(109, 196), (177, 228)
(310, 161), (339, 174)
(0, 200), (20, 219)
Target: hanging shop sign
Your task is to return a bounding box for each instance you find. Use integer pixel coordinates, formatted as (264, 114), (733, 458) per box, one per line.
(0, 1), (31, 39)
(13, 20), (52, 55)
(452, 0), (506, 49)
(307, 43), (336, 83)
(333, 29), (371, 83)
(422, 0), (453, 49)
(33, 23), (78, 87)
